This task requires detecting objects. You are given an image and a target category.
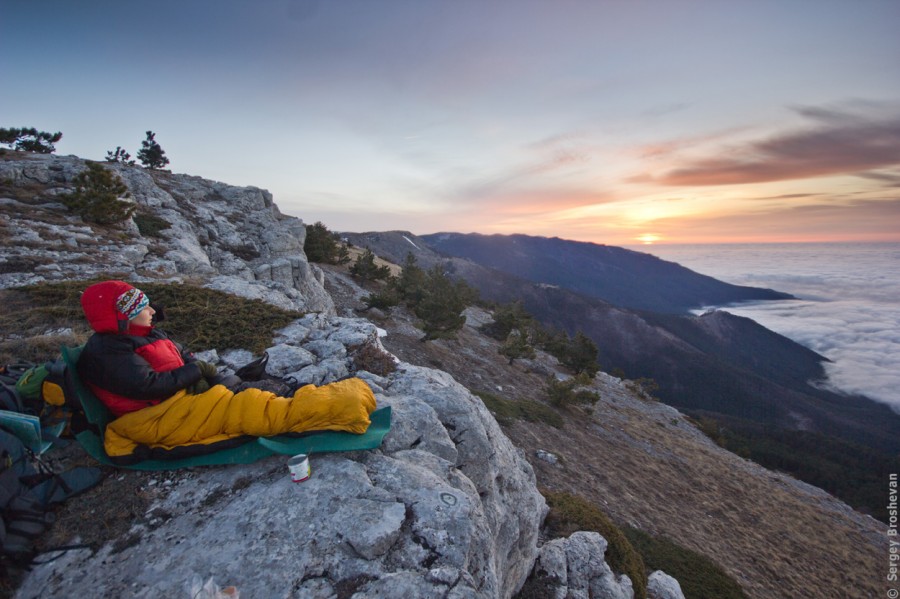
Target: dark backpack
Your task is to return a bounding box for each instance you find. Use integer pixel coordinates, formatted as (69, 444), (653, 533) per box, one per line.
(0, 359), (102, 567)
(0, 426), (102, 567)
(2, 359), (83, 437)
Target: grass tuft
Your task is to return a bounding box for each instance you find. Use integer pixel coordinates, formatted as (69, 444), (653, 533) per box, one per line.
(351, 342), (397, 376)
(0, 279), (302, 363)
(624, 526), (748, 599)
(133, 213), (171, 238)
(474, 390), (563, 429)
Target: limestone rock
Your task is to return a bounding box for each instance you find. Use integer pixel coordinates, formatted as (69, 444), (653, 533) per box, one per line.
(0, 153), (333, 314)
(647, 571), (685, 599)
(532, 532), (634, 599)
(535, 449), (559, 464)
(264, 343), (316, 376)
(17, 314), (547, 599)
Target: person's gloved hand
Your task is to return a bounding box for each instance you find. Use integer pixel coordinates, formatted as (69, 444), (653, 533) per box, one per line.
(195, 361), (218, 379)
(186, 379), (210, 395)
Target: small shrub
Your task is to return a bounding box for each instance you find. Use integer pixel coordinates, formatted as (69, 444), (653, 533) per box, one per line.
(499, 329), (536, 364)
(223, 243), (260, 261)
(626, 377), (660, 401)
(106, 146), (135, 165)
(482, 301), (534, 341)
(351, 342), (397, 376)
(560, 331), (600, 377)
(395, 253), (427, 306)
(415, 266), (476, 341)
(133, 213), (171, 238)
(545, 374), (599, 408)
(573, 388), (601, 404)
(364, 287), (401, 311)
(61, 162), (135, 225)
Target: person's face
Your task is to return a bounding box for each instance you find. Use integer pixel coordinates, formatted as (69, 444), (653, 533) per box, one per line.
(131, 305), (155, 327)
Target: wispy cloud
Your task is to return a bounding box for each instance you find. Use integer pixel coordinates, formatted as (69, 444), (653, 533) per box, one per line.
(856, 169), (900, 188)
(444, 133), (600, 212)
(753, 193), (818, 200)
(648, 105), (900, 186)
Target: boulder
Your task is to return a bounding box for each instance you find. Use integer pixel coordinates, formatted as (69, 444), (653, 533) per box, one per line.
(531, 532), (634, 599)
(647, 571), (685, 599)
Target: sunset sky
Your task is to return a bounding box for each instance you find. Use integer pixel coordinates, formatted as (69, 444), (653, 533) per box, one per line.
(3, 0), (899, 245)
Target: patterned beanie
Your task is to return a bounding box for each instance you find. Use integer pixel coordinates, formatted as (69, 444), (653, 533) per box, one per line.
(116, 287), (150, 321)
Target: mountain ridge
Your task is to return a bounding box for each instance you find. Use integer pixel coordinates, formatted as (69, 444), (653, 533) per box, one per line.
(421, 231), (794, 313)
(342, 229), (900, 454)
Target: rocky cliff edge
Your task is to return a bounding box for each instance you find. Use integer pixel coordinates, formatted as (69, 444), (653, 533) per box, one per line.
(2, 154), (679, 598)
(0, 153), (333, 314)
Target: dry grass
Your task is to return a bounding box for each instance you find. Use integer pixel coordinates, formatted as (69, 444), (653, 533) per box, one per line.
(510, 396), (884, 599)
(0, 179), (51, 204)
(335, 267), (885, 599)
(0, 280), (303, 363)
(350, 341), (397, 377)
(0, 288), (93, 363)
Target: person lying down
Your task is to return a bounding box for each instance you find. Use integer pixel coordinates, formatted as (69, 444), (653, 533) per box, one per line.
(77, 280), (376, 461)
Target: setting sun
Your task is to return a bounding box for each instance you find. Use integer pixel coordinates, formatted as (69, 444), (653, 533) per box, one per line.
(636, 233), (662, 245)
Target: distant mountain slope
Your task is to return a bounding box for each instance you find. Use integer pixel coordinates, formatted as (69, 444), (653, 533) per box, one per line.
(342, 230), (900, 453)
(421, 232), (792, 313)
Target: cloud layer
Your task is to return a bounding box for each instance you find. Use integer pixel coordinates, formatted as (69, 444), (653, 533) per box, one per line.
(645, 243), (900, 411)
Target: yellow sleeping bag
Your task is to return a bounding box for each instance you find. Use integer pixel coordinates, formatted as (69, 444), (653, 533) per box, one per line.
(103, 378), (377, 458)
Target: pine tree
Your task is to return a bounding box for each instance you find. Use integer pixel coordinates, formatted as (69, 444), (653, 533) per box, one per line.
(415, 266), (469, 340)
(137, 131), (169, 169)
(61, 162), (135, 225)
(303, 221), (350, 264)
(395, 253), (428, 307)
(484, 301), (533, 341)
(350, 249), (392, 282)
(500, 329), (536, 364)
(106, 146), (135, 165)
(545, 374), (600, 407)
(0, 127), (62, 153)
(561, 331), (600, 377)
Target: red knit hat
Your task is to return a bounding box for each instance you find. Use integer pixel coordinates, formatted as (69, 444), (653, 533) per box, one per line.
(81, 280), (149, 333)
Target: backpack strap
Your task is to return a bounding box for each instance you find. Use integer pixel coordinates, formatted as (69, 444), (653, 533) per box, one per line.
(28, 466), (103, 506)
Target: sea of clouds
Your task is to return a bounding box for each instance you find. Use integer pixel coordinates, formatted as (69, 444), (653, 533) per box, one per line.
(636, 243), (900, 413)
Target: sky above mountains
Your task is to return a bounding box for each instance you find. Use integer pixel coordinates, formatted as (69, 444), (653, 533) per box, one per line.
(3, 0), (899, 245)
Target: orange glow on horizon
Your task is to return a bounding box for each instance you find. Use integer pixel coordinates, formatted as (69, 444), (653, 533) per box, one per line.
(635, 233), (662, 245)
